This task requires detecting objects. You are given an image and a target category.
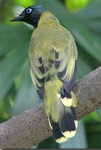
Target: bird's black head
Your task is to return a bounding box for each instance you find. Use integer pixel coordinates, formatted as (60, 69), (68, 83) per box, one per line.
(10, 5), (47, 28)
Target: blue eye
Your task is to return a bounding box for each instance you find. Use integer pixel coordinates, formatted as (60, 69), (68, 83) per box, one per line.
(26, 8), (32, 14)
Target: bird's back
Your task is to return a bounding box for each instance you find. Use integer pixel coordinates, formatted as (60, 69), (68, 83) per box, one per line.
(28, 10), (78, 143)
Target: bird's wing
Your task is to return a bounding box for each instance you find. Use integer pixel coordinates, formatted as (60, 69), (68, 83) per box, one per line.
(54, 39), (78, 93)
(29, 55), (45, 99)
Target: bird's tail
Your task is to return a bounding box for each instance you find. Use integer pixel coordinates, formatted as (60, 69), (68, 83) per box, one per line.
(48, 89), (78, 143)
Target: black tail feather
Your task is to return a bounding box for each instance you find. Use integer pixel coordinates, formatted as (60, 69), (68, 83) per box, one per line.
(59, 104), (76, 138)
(60, 108), (76, 133)
(48, 102), (77, 142)
(49, 117), (68, 143)
(71, 107), (78, 121)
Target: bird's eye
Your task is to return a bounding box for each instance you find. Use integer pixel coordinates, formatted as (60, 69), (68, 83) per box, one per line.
(26, 8), (32, 14)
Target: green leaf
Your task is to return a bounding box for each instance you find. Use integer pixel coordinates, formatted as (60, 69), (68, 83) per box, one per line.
(65, 0), (91, 12)
(76, 1), (101, 35)
(0, 47), (27, 99)
(87, 130), (101, 148)
(83, 111), (101, 123)
(77, 46), (100, 79)
(77, 58), (92, 79)
(0, 24), (32, 99)
(13, 0), (35, 7)
(0, 24), (32, 56)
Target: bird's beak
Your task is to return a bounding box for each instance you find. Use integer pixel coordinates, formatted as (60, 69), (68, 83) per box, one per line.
(10, 15), (24, 22)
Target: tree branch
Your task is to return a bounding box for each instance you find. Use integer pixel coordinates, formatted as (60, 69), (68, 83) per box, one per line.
(0, 67), (101, 148)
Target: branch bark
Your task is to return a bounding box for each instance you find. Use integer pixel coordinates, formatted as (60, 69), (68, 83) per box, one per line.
(0, 67), (101, 148)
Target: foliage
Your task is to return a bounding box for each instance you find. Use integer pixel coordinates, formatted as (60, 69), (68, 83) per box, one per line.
(0, 0), (101, 148)
(65, 0), (91, 12)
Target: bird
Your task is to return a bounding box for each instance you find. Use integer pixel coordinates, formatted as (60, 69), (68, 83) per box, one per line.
(11, 5), (78, 143)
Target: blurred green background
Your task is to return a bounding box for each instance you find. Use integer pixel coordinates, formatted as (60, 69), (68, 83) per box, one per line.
(0, 0), (101, 148)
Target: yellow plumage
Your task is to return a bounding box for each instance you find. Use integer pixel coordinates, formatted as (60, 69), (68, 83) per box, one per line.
(29, 11), (78, 142)
(29, 11), (77, 141)
(11, 5), (78, 143)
